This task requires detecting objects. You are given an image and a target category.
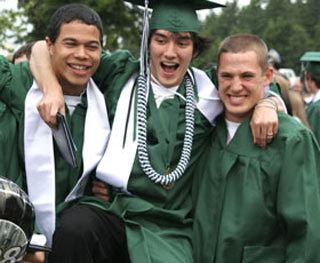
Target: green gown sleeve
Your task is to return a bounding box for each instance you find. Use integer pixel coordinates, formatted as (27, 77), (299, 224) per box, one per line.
(0, 101), (20, 183)
(205, 66), (218, 87)
(277, 123), (320, 261)
(0, 56), (33, 113)
(93, 49), (137, 93)
(306, 101), (320, 144)
(92, 50), (139, 124)
(0, 57), (31, 186)
(269, 81), (281, 95)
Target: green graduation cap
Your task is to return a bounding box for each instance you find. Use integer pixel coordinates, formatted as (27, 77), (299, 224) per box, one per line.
(300, 52), (320, 75)
(126, 0), (225, 33)
(300, 51), (320, 62)
(305, 62), (320, 75)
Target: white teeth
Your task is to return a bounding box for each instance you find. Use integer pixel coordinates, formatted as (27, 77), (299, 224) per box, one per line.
(71, 65), (88, 70)
(162, 62), (177, 67)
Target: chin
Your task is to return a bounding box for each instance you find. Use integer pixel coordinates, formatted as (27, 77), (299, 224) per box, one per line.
(70, 77), (89, 86)
(158, 79), (174, 87)
(226, 106), (247, 116)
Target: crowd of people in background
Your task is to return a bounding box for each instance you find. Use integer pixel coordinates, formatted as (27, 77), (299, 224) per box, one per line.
(0, 1), (320, 263)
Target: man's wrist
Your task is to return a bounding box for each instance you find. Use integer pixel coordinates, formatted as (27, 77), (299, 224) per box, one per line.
(255, 97), (278, 111)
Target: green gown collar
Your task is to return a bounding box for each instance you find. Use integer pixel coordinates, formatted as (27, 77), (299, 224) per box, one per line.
(216, 114), (262, 158)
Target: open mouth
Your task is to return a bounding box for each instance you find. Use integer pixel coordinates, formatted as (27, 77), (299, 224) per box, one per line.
(161, 62), (179, 74)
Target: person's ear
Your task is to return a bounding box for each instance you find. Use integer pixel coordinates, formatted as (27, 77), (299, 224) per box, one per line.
(45, 36), (54, 56)
(192, 50), (199, 59)
(264, 66), (274, 86)
(305, 72), (312, 81)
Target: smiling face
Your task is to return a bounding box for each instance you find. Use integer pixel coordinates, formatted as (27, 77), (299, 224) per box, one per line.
(149, 29), (194, 88)
(46, 20), (101, 95)
(217, 51), (273, 122)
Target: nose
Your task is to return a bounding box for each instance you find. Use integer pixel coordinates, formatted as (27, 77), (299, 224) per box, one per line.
(230, 77), (243, 92)
(74, 45), (88, 59)
(164, 41), (177, 59)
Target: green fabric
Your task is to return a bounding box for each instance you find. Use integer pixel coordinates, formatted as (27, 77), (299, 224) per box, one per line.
(126, 1), (223, 33)
(93, 50), (139, 123)
(0, 57), (30, 188)
(127, 0), (223, 9)
(192, 113), (320, 263)
(204, 66), (218, 87)
(300, 51), (320, 62)
(306, 100), (320, 145)
(0, 101), (21, 184)
(150, 3), (200, 33)
(69, 50), (213, 263)
(0, 55), (91, 221)
(306, 61), (320, 75)
(269, 81), (281, 95)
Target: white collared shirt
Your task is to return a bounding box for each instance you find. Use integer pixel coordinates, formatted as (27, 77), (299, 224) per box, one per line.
(225, 119), (241, 144)
(150, 76), (181, 108)
(64, 95), (82, 115)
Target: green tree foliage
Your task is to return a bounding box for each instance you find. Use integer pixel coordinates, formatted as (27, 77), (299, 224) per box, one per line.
(0, 8), (29, 53)
(194, 0), (320, 74)
(0, 0), (315, 71)
(18, 0), (143, 55)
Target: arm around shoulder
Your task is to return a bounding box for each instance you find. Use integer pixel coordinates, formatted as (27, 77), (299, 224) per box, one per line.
(93, 49), (138, 93)
(30, 40), (65, 125)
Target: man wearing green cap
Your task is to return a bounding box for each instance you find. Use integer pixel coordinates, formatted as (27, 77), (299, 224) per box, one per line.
(29, 1), (282, 263)
(302, 53), (320, 143)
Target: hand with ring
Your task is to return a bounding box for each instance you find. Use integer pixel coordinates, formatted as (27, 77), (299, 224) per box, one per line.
(266, 132), (274, 142)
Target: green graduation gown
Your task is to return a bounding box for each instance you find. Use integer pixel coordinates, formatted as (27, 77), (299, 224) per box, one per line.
(72, 50), (214, 263)
(0, 56), (88, 212)
(192, 113), (320, 263)
(0, 101), (20, 183)
(306, 100), (320, 144)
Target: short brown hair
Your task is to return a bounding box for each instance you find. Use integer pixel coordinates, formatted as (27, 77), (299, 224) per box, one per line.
(217, 33), (269, 72)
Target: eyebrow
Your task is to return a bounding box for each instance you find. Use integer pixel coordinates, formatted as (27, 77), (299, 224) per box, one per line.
(153, 32), (192, 41)
(176, 35), (192, 41)
(153, 32), (167, 38)
(219, 71), (255, 76)
(62, 38), (100, 45)
(240, 71), (256, 76)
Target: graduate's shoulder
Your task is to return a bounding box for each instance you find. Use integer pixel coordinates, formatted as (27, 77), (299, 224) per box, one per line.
(306, 100), (320, 115)
(202, 65), (218, 87)
(99, 49), (138, 71)
(0, 56), (33, 110)
(94, 49), (139, 87)
(0, 55), (33, 88)
(277, 112), (314, 142)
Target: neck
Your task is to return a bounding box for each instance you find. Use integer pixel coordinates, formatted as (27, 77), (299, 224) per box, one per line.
(150, 74), (182, 89)
(62, 88), (84, 96)
(60, 81), (87, 96)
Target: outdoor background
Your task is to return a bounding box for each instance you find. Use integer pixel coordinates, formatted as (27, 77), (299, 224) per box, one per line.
(0, 0), (319, 75)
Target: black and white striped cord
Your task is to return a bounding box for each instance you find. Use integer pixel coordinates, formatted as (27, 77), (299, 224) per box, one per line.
(136, 74), (195, 186)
